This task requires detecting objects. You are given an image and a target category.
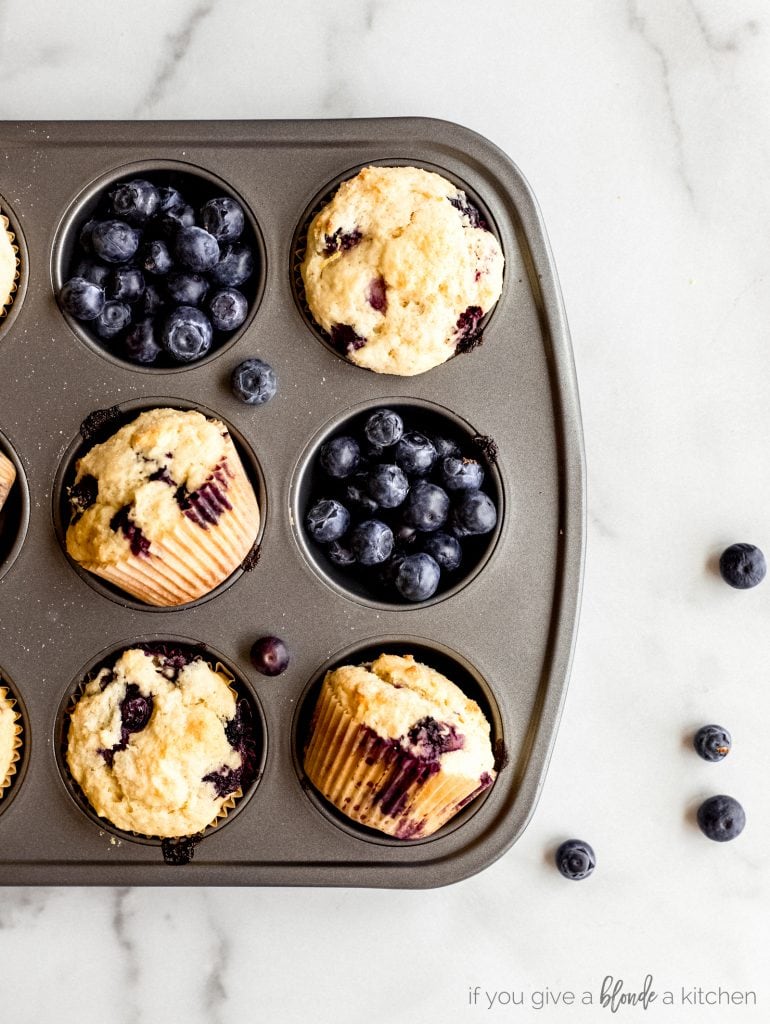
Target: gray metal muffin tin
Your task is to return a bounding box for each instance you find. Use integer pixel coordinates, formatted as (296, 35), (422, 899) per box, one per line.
(0, 118), (585, 887)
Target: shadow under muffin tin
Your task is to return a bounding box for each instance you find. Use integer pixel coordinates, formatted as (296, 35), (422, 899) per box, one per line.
(0, 118), (583, 887)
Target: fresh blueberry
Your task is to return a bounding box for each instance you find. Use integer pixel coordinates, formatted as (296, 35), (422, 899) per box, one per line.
(394, 552), (441, 601)
(161, 306), (213, 363)
(365, 409), (403, 448)
(697, 795), (745, 842)
(210, 242), (254, 286)
(59, 277), (105, 320)
(555, 839), (596, 880)
(201, 197), (245, 243)
(250, 635), (290, 676)
(79, 219), (98, 254)
(351, 519), (394, 565)
(320, 436), (361, 479)
(124, 320), (161, 365)
(403, 480), (449, 533)
(91, 220), (142, 264)
(109, 179), (160, 224)
(157, 186), (186, 213)
(231, 357), (277, 405)
(327, 540), (356, 566)
(432, 435), (461, 460)
(108, 266), (145, 304)
(367, 464), (409, 508)
(306, 499), (350, 543)
(346, 475), (379, 513)
(141, 239), (174, 276)
(94, 300), (132, 339)
(208, 288), (248, 332)
(440, 455), (484, 492)
(423, 531), (462, 571)
(166, 272), (209, 306)
(451, 490), (497, 537)
(694, 725), (732, 762)
(160, 203), (195, 237)
(75, 260), (111, 288)
(395, 431), (437, 476)
(394, 523), (419, 547)
(174, 226), (220, 273)
(719, 543), (766, 589)
(140, 282), (165, 318)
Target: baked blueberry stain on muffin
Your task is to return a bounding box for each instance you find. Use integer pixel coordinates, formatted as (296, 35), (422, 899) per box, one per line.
(323, 228), (362, 256)
(173, 461), (234, 528)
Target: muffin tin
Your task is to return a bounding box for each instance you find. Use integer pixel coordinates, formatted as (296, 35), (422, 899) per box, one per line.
(0, 118), (584, 887)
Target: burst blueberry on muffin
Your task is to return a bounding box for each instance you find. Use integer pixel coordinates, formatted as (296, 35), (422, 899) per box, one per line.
(65, 645), (258, 837)
(0, 683), (22, 800)
(0, 452), (16, 516)
(300, 166), (505, 376)
(65, 407), (259, 606)
(304, 653), (496, 838)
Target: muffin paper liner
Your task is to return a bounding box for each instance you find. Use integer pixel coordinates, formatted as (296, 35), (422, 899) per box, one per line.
(0, 685), (23, 799)
(79, 453), (260, 607)
(0, 212), (20, 319)
(304, 679), (491, 839)
(0, 452), (16, 515)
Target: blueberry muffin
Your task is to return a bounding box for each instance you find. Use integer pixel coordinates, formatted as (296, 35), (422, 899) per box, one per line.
(66, 645), (258, 837)
(66, 408), (259, 606)
(0, 452), (16, 515)
(0, 207), (19, 317)
(301, 166), (504, 376)
(304, 653), (496, 838)
(0, 684), (22, 799)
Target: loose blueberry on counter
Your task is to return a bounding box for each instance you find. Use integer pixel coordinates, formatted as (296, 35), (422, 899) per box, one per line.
(555, 839), (596, 880)
(451, 490), (497, 537)
(167, 271), (209, 306)
(719, 543), (766, 589)
(351, 519), (394, 565)
(110, 179), (160, 224)
(91, 220), (142, 264)
(210, 242), (254, 287)
(60, 277), (106, 321)
(124, 321), (161, 365)
(395, 432), (437, 476)
(250, 635), (290, 676)
(440, 455), (484, 492)
(201, 197), (245, 243)
(320, 436), (361, 479)
(108, 266), (145, 304)
(208, 288), (248, 332)
(694, 725), (731, 762)
(365, 409), (403, 448)
(231, 357), (278, 405)
(75, 260), (111, 288)
(161, 306), (213, 363)
(367, 464), (409, 508)
(174, 226), (220, 273)
(94, 300), (132, 340)
(423, 531), (462, 571)
(403, 480), (449, 533)
(306, 498), (350, 543)
(394, 552), (441, 601)
(697, 795), (745, 842)
(141, 239), (173, 276)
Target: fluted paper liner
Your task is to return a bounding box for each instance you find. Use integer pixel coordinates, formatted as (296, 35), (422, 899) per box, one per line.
(77, 451), (260, 607)
(0, 452), (16, 515)
(0, 685), (23, 799)
(304, 678), (491, 839)
(0, 211), (20, 318)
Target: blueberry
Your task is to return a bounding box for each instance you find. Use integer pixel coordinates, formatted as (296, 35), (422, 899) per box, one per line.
(141, 239), (173, 276)
(69, 474), (98, 516)
(327, 540), (356, 566)
(59, 277), (105, 320)
(79, 219), (98, 254)
(555, 839), (596, 880)
(210, 242), (254, 286)
(423, 531), (462, 571)
(451, 491), (497, 537)
(719, 543), (766, 589)
(157, 186), (186, 213)
(91, 220), (141, 264)
(395, 431), (437, 476)
(346, 475), (379, 513)
(174, 226), (220, 273)
(403, 480), (449, 533)
(394, 552), (441, 601)
(208, 288), (249, 332)
(697, 795), (745, 842)
(108, 266), (145, 304)
(166, 272), (209, 306)
(440, 455), (484, 492)
(306, 499), (350, 543)
(231, 357), (277, 405)
(250, 635), (290, 676)
(351, 519), (394, 565)
(94, 300), (132, 340)
(124, 320), (161, 365)
(694, 725), (732, 762)
(200, 197), (245, 243)
(75, 260), (111, 288)
(161, 306), (213, 363)
(394, 523), (419, 547)
(365, 409), (404, 448)
(320, 436), (360, 479)
(160, 204), (195, 237)
(432, 435), (461, 460)
(367, 464), (409, 508)
(140, 282), (165, 318)
(109, 179), (160, 224)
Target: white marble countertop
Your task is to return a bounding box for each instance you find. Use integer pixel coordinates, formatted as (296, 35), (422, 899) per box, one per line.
(2, 1), (769, 1021)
